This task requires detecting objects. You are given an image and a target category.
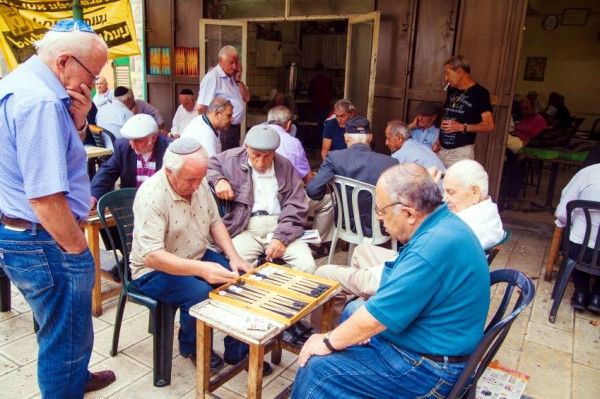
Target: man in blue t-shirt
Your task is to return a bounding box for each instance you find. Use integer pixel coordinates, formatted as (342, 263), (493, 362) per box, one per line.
(320, 99), (355, 160)
(292, 163), (490, 399)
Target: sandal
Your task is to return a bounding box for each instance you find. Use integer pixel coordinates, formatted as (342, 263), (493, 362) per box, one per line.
(309, 243), (330, 258)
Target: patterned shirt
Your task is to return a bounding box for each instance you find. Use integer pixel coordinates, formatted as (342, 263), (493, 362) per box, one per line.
(130, 169), (221, 278)
(135, 152), (157, 187)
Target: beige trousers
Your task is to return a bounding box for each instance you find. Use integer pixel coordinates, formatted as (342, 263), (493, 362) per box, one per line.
(232, 215), (316, 273)
(438, 144), (475, 168)
(307, 193), (334, 243)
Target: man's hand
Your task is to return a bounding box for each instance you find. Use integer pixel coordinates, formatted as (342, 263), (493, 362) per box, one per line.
(265, 238), (286, 261)
(431, 142), (441, 153)
(235, 65), (243, 82)
(200, 262), (239, 284)
(440, 119), (461, 134)
(298, 333), (331, 367)
(67, 83), (92, 131)
(229, 256), (252, 275)
(90, 197), (97, 210)
(427, 167), (443, 184)
(214, 179), (235, 200)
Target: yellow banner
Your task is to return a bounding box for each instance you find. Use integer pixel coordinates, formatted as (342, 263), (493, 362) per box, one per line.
(0, 0), (140, 70)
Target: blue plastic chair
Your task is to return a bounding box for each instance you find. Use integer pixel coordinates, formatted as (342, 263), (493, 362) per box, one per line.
(447, 269), (536, 398)
(484, 229), (512, 266)
(97, 188), (177, 387)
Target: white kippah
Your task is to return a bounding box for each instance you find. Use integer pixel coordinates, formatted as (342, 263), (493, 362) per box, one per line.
(169, 137), (203, 154)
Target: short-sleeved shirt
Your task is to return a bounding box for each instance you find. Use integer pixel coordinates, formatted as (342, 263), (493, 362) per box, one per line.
(96, 100), (134, 138)
(171, 104), (198, 134)
(365, 204), (490, 356)
(197, 64), (245, 125)
(180, 114), (221, 157)
(269, 123), (311, 179)
(135, 99), (164, 126)
(0, 55), (91, 223)
(322, 119), (346, 152)
(391, 139), (446, 172)
(93, 88), (114, 107)
(410, 125), (440, 149)
(130, 168), (222, 278)
(440, 83), (493, 149)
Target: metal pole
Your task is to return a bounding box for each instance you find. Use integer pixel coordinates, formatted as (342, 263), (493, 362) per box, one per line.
(73, 0), (83, 21)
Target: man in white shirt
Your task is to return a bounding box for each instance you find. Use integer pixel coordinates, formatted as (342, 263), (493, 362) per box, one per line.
(170, 88), (198, 138)
(180, 97), (233, 157)
(197, 45), (250, 150)
(96, 86), (134, 138)
(93, 76), (113, 107)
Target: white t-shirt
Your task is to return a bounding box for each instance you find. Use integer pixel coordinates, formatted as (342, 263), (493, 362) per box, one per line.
(180, 115), (221, 157)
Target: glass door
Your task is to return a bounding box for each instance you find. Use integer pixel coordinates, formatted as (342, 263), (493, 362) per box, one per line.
(344, 11), (380, 121)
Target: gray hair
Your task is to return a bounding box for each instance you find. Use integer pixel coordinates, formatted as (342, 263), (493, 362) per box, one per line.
(445, 160), (489, 198)
(334, 99), (355, 113)
(35, 30), (108, 63)
(163, 146), (209, 176)
(267, 105), (293, 126)
(207, 97), (232, 114)
(345, 133), (370, 144)
(387, 119), (411, 140)
(444, 55), (471, 74)
(218, 45), (238, 60)
(379, 163), (442, 214)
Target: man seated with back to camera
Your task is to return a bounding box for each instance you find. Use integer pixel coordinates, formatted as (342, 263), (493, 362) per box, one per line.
(291, 163), (490, 399)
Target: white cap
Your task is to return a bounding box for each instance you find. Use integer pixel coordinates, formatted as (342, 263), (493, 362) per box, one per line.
(120, 114), (158, 139)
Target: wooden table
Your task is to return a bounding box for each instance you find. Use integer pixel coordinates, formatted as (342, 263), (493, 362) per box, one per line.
(81, 212), (120, 317)
(190, 285), (340, 399)
(85, 146), (113, 159)
(545, 225), (564, 282)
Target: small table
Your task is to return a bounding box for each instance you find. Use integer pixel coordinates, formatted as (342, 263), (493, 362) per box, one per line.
(85, 146), (113, 159)
(190, 285), (340, 399)
(81, 212), (120, 317)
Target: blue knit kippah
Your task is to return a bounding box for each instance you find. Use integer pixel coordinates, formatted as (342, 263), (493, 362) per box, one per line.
(51, 20), (95, 33)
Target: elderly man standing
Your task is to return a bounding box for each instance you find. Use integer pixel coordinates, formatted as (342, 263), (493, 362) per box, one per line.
(130, 138), (266, 371)
(267, 105), (334, 258)
(385, 119), (446, 172)
(170, 88), (198, 138)
(292, 163), (490, 399)
(308, 117), (398, 237)
(434, 55), (495, 167)
(180, 97), (233, 157)
(321, 99), (355, 160)
(93, 76), (113, 107)
(197, 45), (250, 151)
(0, 20), (115, 397)
(408, 101), (441, 149)
(208, 125), (315, 273)
(96, 85), (134, 138)
(317, 159), (502, 314)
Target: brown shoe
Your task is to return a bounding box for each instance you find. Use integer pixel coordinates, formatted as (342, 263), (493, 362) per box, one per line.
(84, 370), (116, 392)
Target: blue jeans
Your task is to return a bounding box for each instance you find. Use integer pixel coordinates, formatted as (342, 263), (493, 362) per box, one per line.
(130, 249), (247, 359)
(0, 225), (95, 398)
(291, 300), (467, 399)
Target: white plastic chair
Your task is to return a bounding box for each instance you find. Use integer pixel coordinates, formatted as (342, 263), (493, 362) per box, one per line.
(327, 176), (397, 265)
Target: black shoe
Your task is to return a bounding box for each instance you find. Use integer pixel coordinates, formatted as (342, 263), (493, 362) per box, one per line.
(283, 321), (313, 346)
(223, 353), (273, 376)
(571, 292), (589, 311)
(107, 264), (121, 282)
(182, 351), (225, 372)
(587, 294), (600, 314)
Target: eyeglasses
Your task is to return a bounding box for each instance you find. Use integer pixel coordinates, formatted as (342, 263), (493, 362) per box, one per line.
(374, 201), (406, 216)
(70, 55), (100, 82)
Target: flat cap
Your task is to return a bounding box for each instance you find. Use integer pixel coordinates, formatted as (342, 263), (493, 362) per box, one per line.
(345, 117), (371, 134)
(245, 125), (280, 151)
(416, 101), (440, 116)
(120, 114), (158, 139)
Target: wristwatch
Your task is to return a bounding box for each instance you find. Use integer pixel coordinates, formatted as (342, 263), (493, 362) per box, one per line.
(463, 123), (468, 133)
(323, 332), (339, 352)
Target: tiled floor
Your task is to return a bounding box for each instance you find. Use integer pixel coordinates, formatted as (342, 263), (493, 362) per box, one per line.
(1, 165), (600, 398)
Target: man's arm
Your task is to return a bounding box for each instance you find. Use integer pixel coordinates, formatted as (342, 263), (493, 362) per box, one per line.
(441, 111), (494, 134)
(306, 155), (335, 200)
(144, 249), (239, 284)
(321, 138), (332, 160)
(90, 145), (124, 207)
(211, 221), (251, 274)
(29, 194), (87, 254)
(197, 104), (208, 115)
(298, 306), (386, 367)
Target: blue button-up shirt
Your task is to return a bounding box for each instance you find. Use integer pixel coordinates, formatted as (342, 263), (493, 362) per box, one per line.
(0, 55), (91, 223)
(391, 139), (446, 172)
(410, 125), (439, 149)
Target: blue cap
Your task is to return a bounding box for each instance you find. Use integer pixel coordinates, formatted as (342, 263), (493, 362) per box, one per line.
(51, 20), (95, 34)
(345, 117), (371, 134)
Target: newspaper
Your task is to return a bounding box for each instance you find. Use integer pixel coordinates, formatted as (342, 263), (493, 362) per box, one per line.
(476, 361), (530, 399)
(266, 229), (321, 244)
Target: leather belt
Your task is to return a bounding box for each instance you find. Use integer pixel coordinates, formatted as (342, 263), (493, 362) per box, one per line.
(421, 354), (470, 364)
(1, 215), (45, 231)
(251, 210), (269, 217)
